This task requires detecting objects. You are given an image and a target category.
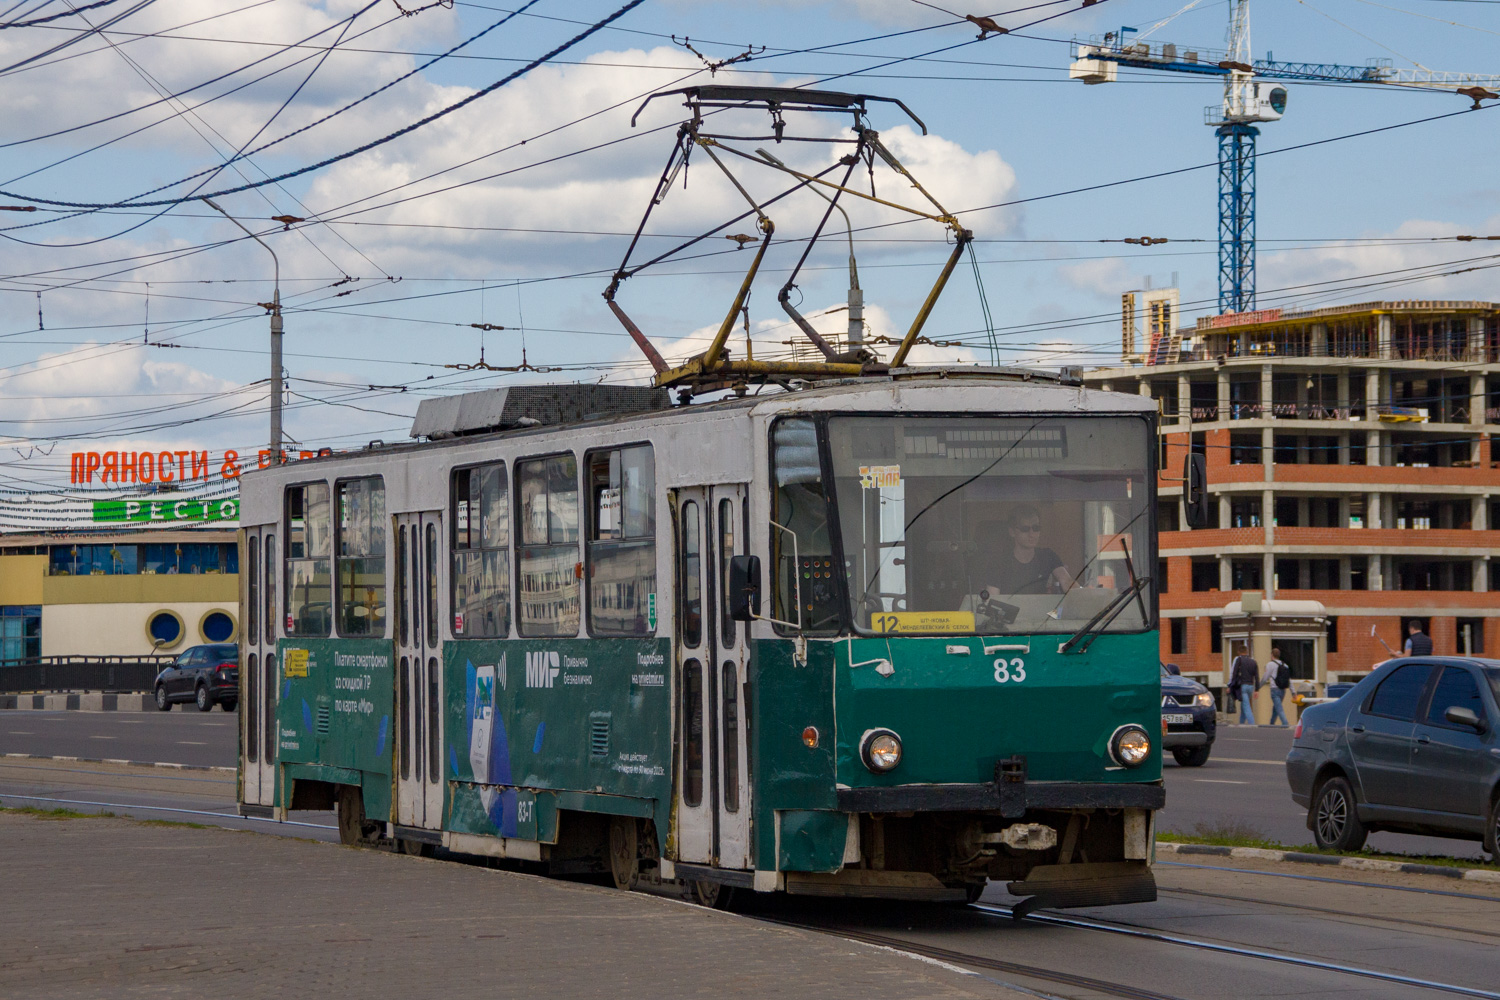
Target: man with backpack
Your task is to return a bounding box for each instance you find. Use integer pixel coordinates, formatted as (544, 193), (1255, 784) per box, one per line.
(1263, 647), (1291, 727)
(1228, 644), (1260, 726)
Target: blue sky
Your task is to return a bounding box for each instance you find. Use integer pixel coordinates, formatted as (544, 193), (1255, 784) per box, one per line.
(1, 0), (1497, 490)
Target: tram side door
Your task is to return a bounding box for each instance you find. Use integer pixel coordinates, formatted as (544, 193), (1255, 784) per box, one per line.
(708, 485), (751, 870)
(242, 524), (278, 808)
(671, 486), (752, 869)
(394, 511), (446, 829)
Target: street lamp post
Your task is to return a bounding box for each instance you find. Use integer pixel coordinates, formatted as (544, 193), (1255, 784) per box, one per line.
(203, 198), (282, 463)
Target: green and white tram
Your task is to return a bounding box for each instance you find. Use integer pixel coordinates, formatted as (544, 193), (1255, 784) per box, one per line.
(238, 372), (1171, 911)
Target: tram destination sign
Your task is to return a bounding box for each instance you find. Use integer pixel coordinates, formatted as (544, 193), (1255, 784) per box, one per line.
(91, 498), (239, 524)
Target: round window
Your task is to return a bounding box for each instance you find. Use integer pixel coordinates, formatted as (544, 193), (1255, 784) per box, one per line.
(201, 610), (236, 643)
(147, 611), (183, 648)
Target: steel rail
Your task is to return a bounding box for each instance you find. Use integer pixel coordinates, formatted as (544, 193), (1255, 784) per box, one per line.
(1159, 860), (1500, 902)
(0, 791), (335, 830)
(971, 902), (1500, 998)
(757, 916), (1185, 1000)
(1158, 885), (1500, 940)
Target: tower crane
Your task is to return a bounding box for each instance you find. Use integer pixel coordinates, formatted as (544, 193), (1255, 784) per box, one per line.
(1070, 0), (1500, 315)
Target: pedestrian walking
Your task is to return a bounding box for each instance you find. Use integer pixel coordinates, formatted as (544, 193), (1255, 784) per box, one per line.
(1263, 647), (1290, 727)
(1228, 644), (1260, 726)
(1404, 620), (1433, 656)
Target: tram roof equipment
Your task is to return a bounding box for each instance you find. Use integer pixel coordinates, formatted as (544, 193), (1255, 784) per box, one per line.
(411, 384), (670, 440)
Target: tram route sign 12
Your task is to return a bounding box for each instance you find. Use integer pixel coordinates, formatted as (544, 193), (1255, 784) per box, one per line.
(92, 498), (239, 523)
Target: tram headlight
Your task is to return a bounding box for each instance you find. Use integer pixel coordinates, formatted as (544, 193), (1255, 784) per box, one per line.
(1109, 725), (1152, 768)
(860, 729), (903, 773)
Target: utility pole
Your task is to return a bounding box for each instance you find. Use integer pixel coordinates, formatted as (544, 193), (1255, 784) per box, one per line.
(203, 197), (282, 463)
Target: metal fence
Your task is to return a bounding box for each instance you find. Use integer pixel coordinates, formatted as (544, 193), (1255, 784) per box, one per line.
(0, 655), (175, 693)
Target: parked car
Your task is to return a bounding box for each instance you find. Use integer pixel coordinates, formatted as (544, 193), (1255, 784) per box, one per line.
(1287, 656), (1500, 855)
(1161, 662), (1217, 766)
(154, 644), (239, 712)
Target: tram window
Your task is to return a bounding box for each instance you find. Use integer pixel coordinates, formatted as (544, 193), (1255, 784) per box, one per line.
(826, 415), (1156, 637)
(425, 523), (439, 647)
(771, 418), (839, 633)
(718, 498), (736, 646)
(246, 536), (259, 641)
(722, 661), (739, 812)
(264, 535), (277, 645)
(413, 652), (424, 781)
(680, 500), (702, 647)
(517, 454), (581, 637)
(246, 652), (259, 764)
(452, 463), (511, 637)
(263, 654), (276, 762)
(336, 477), (386, 637)
(682, 659), (703, 807)
(410, 521), (422, 645)
(285, 484), (331, 637)
(399, 655), (410, 780)
(585, 446), (656, 636)
(427, 656), (440, 784)
(396, 526), (409, 647)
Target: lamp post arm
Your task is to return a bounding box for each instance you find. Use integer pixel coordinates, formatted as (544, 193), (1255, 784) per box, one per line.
(202, 197), (279, 298)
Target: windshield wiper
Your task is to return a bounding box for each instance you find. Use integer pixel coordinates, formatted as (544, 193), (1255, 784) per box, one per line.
(1059, 574), (1152, 655)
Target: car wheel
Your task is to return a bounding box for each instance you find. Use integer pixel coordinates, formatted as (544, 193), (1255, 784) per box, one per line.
(1172, 746), (1211, 767)
(195, 684), (212, 712)
(221, 700), (237, 712)
(155, 685), (172, 711)
(1311, 775), (1368, 852)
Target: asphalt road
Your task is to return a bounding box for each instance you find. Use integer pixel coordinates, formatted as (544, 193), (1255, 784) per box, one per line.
(0, 709), (237, 768)
(1, 710), (1492, 861)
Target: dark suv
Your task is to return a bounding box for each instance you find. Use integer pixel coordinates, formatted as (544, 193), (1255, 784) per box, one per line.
(1161, 662), (1217, 766)
(154, 644), (239, 712)
(1287, 656), (1500, 855)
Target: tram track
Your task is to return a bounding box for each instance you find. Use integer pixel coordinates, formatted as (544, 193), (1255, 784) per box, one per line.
(966, 902), (1500, 999)
(1156, 884), (1500, 940)
(1159, 860), (1500, 901)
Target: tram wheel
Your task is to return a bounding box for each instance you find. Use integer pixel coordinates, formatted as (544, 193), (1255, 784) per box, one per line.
(689, 879), (734, 910)
(336, 786), (379, 848)
(398, 838), (431, 857)
(608, 816), (638, 890)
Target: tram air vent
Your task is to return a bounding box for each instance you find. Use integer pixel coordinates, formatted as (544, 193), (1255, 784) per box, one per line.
(316, 706), (331, 735)
(589, 715), (611, 758)
(412, 386), (671, 440)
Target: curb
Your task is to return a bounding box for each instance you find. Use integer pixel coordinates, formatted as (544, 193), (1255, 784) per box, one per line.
(2, 753), (234, 774)
(0, 694), (156, 712)
(1158, 840), (1500, 884)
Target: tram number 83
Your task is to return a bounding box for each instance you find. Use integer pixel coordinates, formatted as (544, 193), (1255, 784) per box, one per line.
(993, 658), (1027, 684)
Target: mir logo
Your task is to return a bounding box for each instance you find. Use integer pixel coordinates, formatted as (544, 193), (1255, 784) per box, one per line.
(525, 651), (560, 689)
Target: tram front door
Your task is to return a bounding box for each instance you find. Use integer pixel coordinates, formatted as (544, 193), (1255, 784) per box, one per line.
(394, 511), (445, 829)
(672, 486), (752, 870)
(241, 523), (278, 808)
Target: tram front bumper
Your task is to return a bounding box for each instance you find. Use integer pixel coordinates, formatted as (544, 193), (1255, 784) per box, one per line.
(835, 780), (1164, 818)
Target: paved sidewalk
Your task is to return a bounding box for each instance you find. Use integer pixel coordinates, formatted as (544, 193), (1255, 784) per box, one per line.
(0, 812), (1017, 999)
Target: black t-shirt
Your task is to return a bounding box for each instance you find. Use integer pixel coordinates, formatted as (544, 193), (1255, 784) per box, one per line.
(989, 545), (1064, 595)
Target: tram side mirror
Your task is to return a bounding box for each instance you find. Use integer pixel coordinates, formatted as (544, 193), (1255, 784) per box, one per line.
(1444, 706), (1486, 732)
(728, 555), (761, 622)
(1183, 453), (1208, 529)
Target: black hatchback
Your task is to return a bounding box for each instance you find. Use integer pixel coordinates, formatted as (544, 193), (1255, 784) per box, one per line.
(1286, 656), (1500, 855)
(154, 643), (239, 712)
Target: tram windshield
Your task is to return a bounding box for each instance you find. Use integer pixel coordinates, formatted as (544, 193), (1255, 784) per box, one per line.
(826, 415), (1154, 636)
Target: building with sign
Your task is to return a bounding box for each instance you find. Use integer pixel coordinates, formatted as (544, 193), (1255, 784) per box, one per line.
(1085, 298), (1500, 689)
(0, 489), (240, 662)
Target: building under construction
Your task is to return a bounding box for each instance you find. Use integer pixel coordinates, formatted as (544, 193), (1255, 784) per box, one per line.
(1087, 297), (1500, 690)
